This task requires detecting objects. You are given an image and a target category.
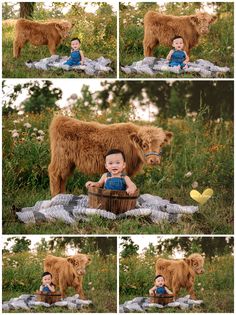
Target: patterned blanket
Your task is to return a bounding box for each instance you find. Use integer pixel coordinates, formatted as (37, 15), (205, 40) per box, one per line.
(16, 194), (198, 225)
(121, 57), (230, 77)
(2, 294), (92, 311)
(120, 295), (203, 312)
(25, 55), (113, 76)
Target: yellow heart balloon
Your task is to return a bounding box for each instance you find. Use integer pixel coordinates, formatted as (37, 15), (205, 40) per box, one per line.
(190, 188), (214, 205)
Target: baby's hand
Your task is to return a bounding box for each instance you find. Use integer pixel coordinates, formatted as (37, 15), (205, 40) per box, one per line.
(85, 181), (97, 188)
(149, 289), (154, 296)
(126, 186), (137, 196)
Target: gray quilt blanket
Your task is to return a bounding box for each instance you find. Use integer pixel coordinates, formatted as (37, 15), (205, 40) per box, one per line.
(16, 194), (198, 225)
(25, 55), (113, 75)
(120, 295), (203, 312)
(2, 294), (92, 311)
(121, 57), (230, 77)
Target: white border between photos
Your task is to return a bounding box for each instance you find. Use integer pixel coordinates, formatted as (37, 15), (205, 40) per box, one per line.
(0, 0), (235, 315)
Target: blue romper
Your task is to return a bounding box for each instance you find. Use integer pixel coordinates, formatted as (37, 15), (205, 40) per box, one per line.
(169, 50), (186, 68)
(64, 50), (81, 66)
(40, 285), (51, 293)
(104, 173), (126, 191)
(156, 286), (167, 295)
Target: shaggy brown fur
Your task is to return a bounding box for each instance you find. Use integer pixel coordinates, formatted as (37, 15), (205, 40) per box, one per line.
(155, 253), (205, 299)
(44, 254), (91, 299)
(13, 19), (72, 58)
(143, 12), (216, 56)
(48, 115), (173, 196)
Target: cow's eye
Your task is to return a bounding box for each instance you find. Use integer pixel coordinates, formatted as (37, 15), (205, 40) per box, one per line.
(142, 143), (148, 150)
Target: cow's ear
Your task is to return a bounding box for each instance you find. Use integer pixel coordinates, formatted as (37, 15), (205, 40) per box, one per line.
(164, 131), (173, 144)
(130, 132), (142, 146)
(190, 15), (198, 25)
(67, 257), (75, 264)
(210, 15), (217, 24)
(55, 23), (63, 32)
(184, 258), (191, 265)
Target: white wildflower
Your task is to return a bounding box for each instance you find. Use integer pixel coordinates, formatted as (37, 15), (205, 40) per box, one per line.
(24, 123), (31, 128)
(33, 127), (38, 131)
(12, 132), (19, 138)
(31, 133), (36, 137)
(37, 136), (44, 142)
(184, 171), (192, 178)
(38, 130), (45, 135)
(192, 181), (198, 189)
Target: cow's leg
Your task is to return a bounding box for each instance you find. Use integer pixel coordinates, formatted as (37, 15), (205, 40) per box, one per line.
(48, 160), (75, 196)
(59, 278), (66, 298)
(74, 278), (86, 299)
(48, 40), (57, 55)
(13, 38), (26, 58)
(143, 37), (158, 57)
(186, 281), (196, 299)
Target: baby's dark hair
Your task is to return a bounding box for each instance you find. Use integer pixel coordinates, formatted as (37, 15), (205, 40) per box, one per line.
(155, 274), (165, 280)
(71, 37), (81, 43)
(105, 149), (126, 162)
(42, 271), (52, 278)
(172, 35), (183, 42)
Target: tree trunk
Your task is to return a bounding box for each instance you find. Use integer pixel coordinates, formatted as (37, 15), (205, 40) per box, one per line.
(20, 2), (35, 19)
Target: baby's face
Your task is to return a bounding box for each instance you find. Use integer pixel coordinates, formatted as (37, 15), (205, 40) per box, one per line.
(105, 153), (126, 176)
(155, 276), (165, 287)
(42, 274), (52, 285)
(172, 38), (184, 50)
(71, 40), (80, 50)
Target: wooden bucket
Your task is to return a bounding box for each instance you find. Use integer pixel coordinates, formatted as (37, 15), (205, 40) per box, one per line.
(150, 294), (174, 305)
(36, 291), (62, 304)
(88, 187), (139, 214)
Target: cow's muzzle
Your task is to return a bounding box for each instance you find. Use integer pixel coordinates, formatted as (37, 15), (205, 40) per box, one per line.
(144, 151), (162, 165)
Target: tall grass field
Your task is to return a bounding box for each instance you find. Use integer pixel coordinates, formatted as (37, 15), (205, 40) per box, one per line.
(120, 254), (234, 313)
(3, 110), (233, 235)
(3, 251), (117, 313)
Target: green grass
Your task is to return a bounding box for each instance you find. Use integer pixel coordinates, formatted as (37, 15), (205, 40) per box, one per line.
(3, 252), (117, 313)
(2, 22), (116, 78)
(3, 113), (233, 235)
(119, 254), (234, 313)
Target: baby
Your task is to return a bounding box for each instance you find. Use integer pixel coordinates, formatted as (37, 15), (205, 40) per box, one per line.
(39, 272), (55, 294)
(64, 37), (85, 66)
(166, 35), (189, 70)
(149, 275), (173, 296)
(85, 149), (137, 195)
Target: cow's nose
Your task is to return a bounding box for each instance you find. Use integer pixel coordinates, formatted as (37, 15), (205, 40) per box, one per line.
(148, 157), (160, 165)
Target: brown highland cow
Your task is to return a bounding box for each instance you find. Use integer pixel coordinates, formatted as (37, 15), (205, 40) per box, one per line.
(48, 116), (173, 196)
(155, 253), (205, 299)
(13, 18), (72, 58)
(44, 254), (91, 299)
(143, 11), (216, 56)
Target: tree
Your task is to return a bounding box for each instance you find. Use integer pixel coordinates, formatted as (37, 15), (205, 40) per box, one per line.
(20, 2), (35, 19)
(6, 237), (31, 253)
(3, 80), (62, 115)
(155, 237), (234, 260)
(47, 237), (116, 255)
(120, 237), (139, 258)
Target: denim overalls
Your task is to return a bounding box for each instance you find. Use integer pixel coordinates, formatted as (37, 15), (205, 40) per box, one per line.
(169, 50), (186, 68)
(64, 50), (81, 66)
(156, 286), (167, 295)
(104, 172), (126, 190)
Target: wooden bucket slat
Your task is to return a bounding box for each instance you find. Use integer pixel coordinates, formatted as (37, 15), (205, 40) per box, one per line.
(36, 291), (62, 304)
(88, 187), (139, 214)
(150, 294), (174, 305)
